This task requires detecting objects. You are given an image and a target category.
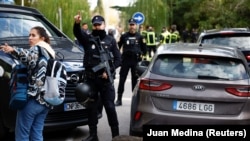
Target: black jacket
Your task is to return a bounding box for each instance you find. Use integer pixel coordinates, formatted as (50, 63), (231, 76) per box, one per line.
(118, 32), (147, 56)
(73, 23), (121, 73)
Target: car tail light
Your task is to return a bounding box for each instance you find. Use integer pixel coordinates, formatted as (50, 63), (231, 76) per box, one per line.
(134, 111), (142, 121)
(139, 78), (172, 91)
(219, 31), (234, 35)
(225, 86), (250, 97)
(245, 55), (250, 61)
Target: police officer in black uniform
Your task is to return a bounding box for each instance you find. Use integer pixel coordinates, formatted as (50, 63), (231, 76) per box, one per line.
(115, 18), (147, 106)
(73, 13), (121, 141)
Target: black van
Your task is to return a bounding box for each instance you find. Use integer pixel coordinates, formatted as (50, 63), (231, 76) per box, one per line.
(0, 4), (100, 139)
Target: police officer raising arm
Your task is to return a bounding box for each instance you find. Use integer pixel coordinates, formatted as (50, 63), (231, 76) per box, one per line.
(115, 18), (147, 106)
(73, 12), (121, 141)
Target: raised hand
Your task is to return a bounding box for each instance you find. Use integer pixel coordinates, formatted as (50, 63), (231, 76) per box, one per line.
(74, 11), (82, 24)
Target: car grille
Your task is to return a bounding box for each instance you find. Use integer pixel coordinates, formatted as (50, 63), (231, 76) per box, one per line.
(44, 110), (88, 130)
(45, 110), (88, 123)
(66, 83), (78, 97)
(66, 71), (84, 96)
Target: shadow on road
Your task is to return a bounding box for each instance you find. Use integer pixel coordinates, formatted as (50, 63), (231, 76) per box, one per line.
(44, 127), (89, 141)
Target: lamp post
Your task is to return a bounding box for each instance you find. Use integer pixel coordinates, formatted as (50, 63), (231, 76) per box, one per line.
(58, 7), (62, 31)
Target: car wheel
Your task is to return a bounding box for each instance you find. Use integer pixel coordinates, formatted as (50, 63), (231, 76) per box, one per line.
(129, 124), (142, 137)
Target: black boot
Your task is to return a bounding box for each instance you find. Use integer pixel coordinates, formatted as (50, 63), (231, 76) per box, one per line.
(83, 126), (99, 141)
(115, 100), (122, 106)
(115, 94), (122, 106)
(111, 126), (119, 138)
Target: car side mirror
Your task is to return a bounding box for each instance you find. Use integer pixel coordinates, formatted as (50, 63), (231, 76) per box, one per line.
(136, 60), (150, 77)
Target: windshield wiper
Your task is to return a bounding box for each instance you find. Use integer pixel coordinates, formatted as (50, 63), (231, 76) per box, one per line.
(198, 75), (229, 80)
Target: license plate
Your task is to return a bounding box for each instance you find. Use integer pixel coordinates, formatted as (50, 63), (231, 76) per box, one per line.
(64, 102), (85, 111)
(173, 100), (214, 113)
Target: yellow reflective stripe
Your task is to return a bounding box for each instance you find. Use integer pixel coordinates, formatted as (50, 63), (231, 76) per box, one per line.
(161, 32), (170, 44)
(146, 32), (156, 45)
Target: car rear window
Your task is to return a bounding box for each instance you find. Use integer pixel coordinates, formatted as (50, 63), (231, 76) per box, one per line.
(152, 55), (249, 80)
(201, 34), (250, 49)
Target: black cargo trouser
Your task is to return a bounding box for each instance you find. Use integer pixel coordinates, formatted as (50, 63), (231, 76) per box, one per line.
(86, 76), (119, 128)
(147, 45), (156, 57)
(118, 55), (138, 95)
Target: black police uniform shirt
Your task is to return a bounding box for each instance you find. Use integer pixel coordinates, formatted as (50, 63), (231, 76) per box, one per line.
(118, 32), (146, 58)
(73, 23), (121, 75)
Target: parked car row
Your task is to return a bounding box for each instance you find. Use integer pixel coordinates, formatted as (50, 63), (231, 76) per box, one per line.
(197, 28), (250, 66)
(130, 43), (250, 136)
(0, 4), (101, 140)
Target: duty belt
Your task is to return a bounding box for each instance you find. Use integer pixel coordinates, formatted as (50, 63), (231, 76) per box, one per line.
(84, 71), (103, 79)
(123, 51), (138, 57)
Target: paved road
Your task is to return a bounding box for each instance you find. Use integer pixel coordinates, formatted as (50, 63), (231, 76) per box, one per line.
(95, 70), (132, 141)
(44, 68), (133, 141)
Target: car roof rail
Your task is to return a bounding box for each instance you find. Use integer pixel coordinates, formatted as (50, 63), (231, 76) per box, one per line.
(222, 27), (249, 31)
(203, 29), (219, 33)
(0, 3), (40, 15)
(203, 27), (250, 33)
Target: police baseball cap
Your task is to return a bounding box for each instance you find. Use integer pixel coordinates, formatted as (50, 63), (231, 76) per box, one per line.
(128, 18), (136, 24)
(92, 15), (105, 25)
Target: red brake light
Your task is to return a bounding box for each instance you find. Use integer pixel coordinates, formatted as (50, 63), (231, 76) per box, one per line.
(245, 55), (250, 61)
(219, 31), (234, 35)
(139, 78), (172, 91)
(134, 111), (142, 121)
(225, 87), (250, 97)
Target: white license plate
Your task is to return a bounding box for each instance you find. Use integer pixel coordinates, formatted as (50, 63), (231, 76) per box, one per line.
(64, 102), (85, 111)
(173, 100), (214, 113)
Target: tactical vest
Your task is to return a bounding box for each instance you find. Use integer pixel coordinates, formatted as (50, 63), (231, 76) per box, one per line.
(84, 36), (113, 69)
(161, 32), (170, 44)
(140, 30), (147, 38)
(122, 32), (142, 57)
(146, 31), (156, 46)
(169, 31), (179, 43)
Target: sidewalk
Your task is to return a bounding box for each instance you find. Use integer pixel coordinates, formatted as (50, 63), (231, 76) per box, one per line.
(112, 135), (142, 141)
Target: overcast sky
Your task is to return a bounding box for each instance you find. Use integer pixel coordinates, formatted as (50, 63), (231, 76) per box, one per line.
(87, 0), (136, 39)
(87, 0), (135, 26)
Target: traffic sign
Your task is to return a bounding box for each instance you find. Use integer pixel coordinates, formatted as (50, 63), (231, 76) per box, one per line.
(132, 12), (145, 25)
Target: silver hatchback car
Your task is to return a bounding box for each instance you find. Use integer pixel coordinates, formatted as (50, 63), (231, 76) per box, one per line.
(130, 43), (250, 136)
